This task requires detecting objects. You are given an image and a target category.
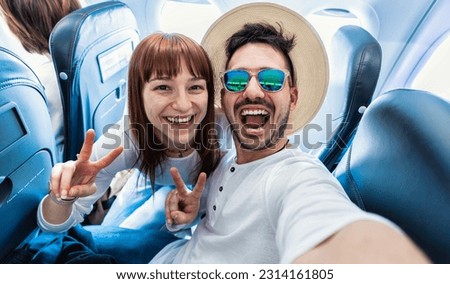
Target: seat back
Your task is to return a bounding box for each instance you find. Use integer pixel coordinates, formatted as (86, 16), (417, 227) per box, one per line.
(0, 47), (55, 261)
(334, 89), (450, 263)
(50, 1), (140, 161)
(316, 25), (382, 171)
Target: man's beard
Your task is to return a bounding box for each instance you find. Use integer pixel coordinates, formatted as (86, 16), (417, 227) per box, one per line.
(230, 110), (290, 151)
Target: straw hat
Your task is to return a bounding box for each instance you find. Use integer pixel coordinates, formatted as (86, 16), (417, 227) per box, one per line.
(202, 2), (329, 133)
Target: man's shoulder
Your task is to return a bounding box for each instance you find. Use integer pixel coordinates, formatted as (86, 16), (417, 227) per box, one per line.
(270, 148), (322, 165)
(264, 149), (330, 179)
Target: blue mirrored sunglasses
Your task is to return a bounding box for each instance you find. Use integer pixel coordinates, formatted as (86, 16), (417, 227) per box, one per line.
(221, 68), (290, 93)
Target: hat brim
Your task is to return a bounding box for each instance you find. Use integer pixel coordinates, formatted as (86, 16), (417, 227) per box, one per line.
(201, 3), (329, 133)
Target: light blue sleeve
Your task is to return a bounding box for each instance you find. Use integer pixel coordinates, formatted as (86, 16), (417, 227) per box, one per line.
(37, 118), (139, 232)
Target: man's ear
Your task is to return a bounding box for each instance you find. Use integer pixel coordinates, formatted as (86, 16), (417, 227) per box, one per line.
(290, 87), (298, 111)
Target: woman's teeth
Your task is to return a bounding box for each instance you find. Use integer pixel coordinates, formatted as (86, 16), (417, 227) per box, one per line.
(167, 115), (194, 124)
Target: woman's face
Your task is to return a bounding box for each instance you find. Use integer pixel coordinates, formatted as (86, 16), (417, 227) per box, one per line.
(142, 60), (208, 151)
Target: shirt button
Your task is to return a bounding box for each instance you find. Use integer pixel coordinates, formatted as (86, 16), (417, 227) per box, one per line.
(230, 167), (235, 172)
(213, 205), (216, 211)
(219, 186), (223, 192)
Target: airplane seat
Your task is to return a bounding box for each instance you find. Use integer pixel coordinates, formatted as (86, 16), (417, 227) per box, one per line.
(316, 25), (382, 171)
(333, 88), (450, 263)
(49, 1), (140, 161)
(0, 47), (55, 261)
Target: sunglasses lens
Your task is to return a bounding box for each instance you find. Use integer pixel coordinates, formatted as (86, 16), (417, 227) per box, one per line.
(258, 69), (286, 92)
(224, 70), (250, 92)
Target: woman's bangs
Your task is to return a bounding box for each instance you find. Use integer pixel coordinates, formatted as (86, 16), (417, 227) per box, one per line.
(144, 48), (182, 80)
(183, 49), (211, 80)
(132, 33), (212, 98)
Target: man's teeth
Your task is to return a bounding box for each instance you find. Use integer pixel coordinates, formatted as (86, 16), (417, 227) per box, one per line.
(167, 115), (193, 123)
(241, 109), (269, 116)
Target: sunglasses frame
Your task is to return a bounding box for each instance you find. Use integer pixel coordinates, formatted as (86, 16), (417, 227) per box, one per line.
(220, 68), (290, 93)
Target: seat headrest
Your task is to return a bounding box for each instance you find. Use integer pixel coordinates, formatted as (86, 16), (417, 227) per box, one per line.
(318, 25), (382, 170)
(0, 48), (44, 95)
(50, 1), (140, 161)
(335, 88), (450, 263)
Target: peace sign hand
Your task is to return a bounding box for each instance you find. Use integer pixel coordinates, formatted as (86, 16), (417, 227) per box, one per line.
(166, 167), (206, 226)
(49, 129), (123, 200)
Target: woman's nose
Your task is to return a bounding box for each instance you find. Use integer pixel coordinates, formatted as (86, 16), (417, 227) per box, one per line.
(172, 91), (193, 112)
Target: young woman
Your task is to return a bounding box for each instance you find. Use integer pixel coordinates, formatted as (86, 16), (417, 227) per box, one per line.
(37, 33), (222, 237)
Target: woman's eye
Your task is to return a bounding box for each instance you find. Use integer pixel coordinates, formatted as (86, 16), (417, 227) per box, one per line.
(154, 85), (170, 91)
(189, 83), (206, 92)
(191, 85), (202, 90)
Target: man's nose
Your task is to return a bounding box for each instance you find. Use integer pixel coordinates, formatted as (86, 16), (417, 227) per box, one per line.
(243, 76), (265, 100)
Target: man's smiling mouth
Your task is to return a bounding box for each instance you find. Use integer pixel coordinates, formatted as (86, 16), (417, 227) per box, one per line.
(240, 108), (269, 129)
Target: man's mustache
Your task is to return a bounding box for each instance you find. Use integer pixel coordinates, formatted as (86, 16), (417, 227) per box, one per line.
(234, 98), (275, 113)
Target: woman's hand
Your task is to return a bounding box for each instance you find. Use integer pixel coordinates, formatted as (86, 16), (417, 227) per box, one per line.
(166, 167), (206, 226)
(49, 129), (123, 200)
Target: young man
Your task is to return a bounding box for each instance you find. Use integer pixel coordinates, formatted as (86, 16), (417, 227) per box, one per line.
(157, 3), (429, 263)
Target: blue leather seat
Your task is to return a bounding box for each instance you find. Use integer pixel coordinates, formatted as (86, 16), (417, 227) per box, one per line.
(0, 47), (55, 261)
(317, 25), (382, 171)
(50, 1), (140, 161)
(334, 89), (450, 263)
